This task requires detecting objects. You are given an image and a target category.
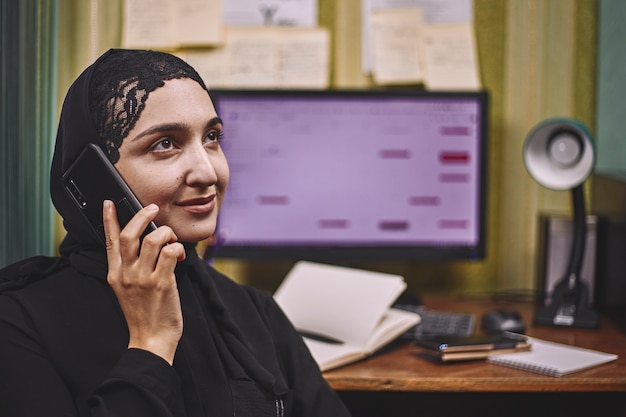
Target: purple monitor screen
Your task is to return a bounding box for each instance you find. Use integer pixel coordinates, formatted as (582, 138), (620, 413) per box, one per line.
(210, 89), (488, 261)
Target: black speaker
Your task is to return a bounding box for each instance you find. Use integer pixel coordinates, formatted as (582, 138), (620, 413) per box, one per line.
(594, 217), (626, 331)
(536, 214), (599, 307)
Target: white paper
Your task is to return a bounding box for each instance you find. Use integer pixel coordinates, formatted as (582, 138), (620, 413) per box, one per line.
(362, 0), (473, 73)
(123, 0), (177, 49)
(174, 0), (223, 46)
(179, 27), (329, 88)
(303, 308), (419, 371)
(275, 28), (330, 88)
(123, 0), (223, 49)
(370, 8), (424, 85)
(227, 28), (279, 87)
(420, 22), (481, 90)
(274, 261), (406, 347)
(175, 48), (231, 89)
(223, 0), (318, 26)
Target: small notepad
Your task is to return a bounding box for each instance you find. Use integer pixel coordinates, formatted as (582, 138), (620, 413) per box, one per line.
(487, 337), (618, 377)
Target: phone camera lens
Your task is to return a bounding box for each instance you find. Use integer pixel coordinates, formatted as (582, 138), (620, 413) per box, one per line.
(67, 179), (88, 209)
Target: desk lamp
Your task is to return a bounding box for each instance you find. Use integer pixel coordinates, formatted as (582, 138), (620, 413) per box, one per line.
(523, 118), (599, 328)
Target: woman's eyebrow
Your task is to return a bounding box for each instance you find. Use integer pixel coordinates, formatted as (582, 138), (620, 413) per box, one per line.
(131, 117), (223, 141)
(207, 116), (223, 129)
(207, 116), (224, 127)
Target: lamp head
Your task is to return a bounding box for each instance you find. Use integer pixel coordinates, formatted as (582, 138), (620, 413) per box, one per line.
(523, 118), (595, 190)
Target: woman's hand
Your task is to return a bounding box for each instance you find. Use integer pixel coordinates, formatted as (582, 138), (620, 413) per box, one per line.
(102, 200), (186, 365)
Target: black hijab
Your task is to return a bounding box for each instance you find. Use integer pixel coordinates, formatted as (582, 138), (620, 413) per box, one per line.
(51, 48), (211, 253)
(1, 49), (288, 408)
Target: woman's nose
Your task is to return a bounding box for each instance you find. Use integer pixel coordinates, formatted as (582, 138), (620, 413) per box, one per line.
(185, 147), (218, 186)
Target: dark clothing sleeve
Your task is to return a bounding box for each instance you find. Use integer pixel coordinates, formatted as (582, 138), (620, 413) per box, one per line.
(0, 295), (184, 417)
(89, 349), (186, 417)
(0, 294), (78, 416)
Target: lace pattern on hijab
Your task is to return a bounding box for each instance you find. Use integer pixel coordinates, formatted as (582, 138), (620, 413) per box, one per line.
(88, 49), (209, 163)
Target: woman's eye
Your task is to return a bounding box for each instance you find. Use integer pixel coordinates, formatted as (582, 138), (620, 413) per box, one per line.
(205, 129), (224, 144)
(152, 138), (174, 151)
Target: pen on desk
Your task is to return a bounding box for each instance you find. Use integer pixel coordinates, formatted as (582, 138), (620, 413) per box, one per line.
(502, 331), (529, 341)
(297, 330), (344, 345)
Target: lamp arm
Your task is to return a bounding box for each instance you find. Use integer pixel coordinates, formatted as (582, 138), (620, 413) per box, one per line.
(566, 184), (586, 283)
(535, 183), (598, 328)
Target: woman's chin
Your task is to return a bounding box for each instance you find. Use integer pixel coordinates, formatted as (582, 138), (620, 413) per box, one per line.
(172, 224), (216, 244)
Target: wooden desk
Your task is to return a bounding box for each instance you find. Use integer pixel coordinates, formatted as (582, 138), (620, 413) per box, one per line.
(324, 297), (626, 417)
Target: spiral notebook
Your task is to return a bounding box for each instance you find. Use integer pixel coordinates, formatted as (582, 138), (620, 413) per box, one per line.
(487, 337), (618, 377)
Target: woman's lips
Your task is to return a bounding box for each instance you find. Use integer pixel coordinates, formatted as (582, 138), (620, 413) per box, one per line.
(177, 196), (215, 214)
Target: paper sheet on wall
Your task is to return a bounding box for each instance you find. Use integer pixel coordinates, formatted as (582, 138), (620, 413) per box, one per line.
(123, 0), (223, 49)
(362, 0), (473, 74)
(123, 0), (176, 49)
(227, 28), (279, 87)
(175, 48), (231, 89)
(275, 29), (330, 88)
(176, 27), (330, 89)
(420, 22), (481, 90)
(370, 8), (425, 85)
(223, 0), (318, 26)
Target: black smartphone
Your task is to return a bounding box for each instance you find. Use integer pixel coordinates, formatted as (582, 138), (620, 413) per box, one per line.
(62, 143), (157, 246)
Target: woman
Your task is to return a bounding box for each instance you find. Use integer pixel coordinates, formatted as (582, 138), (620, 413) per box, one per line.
(0, 49), (351, 417)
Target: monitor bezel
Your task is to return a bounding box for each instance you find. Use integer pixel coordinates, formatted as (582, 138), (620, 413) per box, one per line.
(209, 88), (489, 262)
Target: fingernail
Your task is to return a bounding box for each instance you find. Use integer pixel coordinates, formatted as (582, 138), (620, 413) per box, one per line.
(103, 200), (111, 210)
(146, 204), (158, 211)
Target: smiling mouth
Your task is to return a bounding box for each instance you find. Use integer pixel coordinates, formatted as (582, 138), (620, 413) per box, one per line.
(178, 196), (216, 213)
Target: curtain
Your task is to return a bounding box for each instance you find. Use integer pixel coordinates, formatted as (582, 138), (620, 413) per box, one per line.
(0, 0), (58, 266)
(495, 0), (597, 290)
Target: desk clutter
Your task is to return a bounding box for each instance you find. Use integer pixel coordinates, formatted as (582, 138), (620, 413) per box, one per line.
(411, 331), (617, 376)
(274, 261), (619, 376)
(406, 307), (618, 375)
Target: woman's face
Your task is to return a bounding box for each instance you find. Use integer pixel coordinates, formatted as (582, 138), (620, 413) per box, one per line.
(114, 78), (229, 243)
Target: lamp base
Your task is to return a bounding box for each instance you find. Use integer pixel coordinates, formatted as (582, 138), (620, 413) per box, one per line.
(534, 277), (600, 328)
(534, 303), (600, 328)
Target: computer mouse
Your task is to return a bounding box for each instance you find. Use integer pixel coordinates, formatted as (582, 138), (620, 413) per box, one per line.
(481, 309), (526, 334)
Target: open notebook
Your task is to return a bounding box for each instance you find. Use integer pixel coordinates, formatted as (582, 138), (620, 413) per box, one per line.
(274, 261), (420, 372)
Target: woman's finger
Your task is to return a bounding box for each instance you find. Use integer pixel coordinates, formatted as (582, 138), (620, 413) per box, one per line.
(154, 241), (186, 278)
(117, 204), (159, 261)
(135, 226), (183, 280)
(102, 199), (122, 272)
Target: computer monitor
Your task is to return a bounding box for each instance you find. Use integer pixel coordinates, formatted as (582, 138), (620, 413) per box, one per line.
(210, 89), (488, 262)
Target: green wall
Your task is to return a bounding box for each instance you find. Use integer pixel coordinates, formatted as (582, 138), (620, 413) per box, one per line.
(596, 0), (626, 175)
